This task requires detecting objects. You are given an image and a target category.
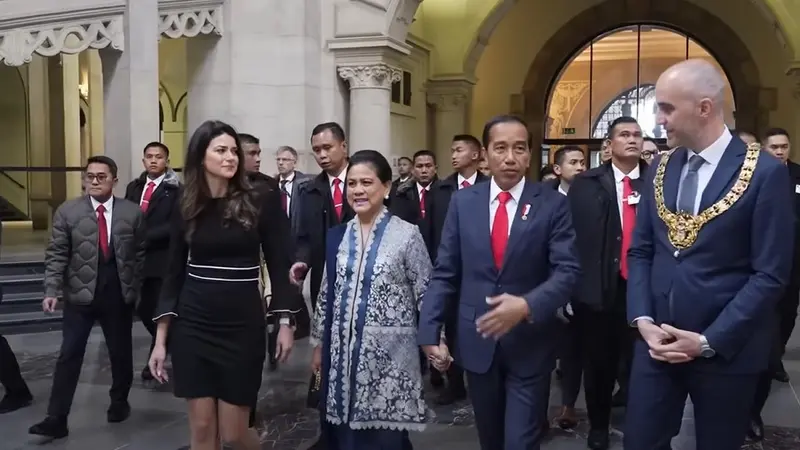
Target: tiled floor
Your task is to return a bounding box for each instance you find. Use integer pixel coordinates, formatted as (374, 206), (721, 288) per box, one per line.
(1, 323), (799, 450)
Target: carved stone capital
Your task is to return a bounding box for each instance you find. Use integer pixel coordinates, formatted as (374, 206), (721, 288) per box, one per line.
(0, 17), (124, 67)
(159, 6), (223, 39)
(787, 62), (800, 101)
(338, 64), (402, 90)
(426, 78), (475, 112)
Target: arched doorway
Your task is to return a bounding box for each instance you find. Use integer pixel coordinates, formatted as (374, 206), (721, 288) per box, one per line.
(542, 25), (736, 168)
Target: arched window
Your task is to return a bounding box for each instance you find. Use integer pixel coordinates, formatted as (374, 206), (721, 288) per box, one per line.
(592, 84), (663, 138)
(545, 25), (736, 141)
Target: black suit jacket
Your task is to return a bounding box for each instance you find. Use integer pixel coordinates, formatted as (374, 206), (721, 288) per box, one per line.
(124, 170), (180, 278)
(295, 172), (355, 303)
(567, 161), (648, 310)
(787, 161), (800, 285)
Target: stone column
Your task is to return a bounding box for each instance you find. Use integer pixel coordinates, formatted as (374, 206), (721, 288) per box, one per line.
(62, 49), (83, 200)
(100, 0), (160, 192)
(427, 78), (474, 175)
(27, 55), (52, 230)
(788, 63), (800, 161)
(338, 64), (401, 155)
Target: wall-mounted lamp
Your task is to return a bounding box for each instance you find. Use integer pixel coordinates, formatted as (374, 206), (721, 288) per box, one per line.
(78, 82), (89, 99)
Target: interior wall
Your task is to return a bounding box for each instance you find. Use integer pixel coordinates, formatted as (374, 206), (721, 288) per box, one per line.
(158, 38), (188, 169)
(390, 39), (431, 171)
(0, 65), (30, 215)
(467, 0), (795, 144)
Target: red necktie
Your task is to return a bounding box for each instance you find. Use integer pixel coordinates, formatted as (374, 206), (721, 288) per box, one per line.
(140, 181), (156, 212)
(332, 178), (343, 221)
(96, 204), (110, 260)
(461, 180), (471, 189)
(419, 188), (427, 218)
(620, 176), (636, 279)
(280, 179), (289, 215)
(491, 192), (512, 269)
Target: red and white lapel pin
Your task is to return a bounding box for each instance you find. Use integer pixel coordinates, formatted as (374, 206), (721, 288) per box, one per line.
(521, 204), (531, 221)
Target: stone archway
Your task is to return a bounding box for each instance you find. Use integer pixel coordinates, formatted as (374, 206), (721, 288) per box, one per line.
(518, 0), (766, 165)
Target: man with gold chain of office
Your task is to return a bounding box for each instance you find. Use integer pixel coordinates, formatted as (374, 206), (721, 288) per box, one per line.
(623, 59), (794, 450)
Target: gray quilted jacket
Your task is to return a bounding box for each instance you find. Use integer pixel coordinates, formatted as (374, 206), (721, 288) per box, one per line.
(44, 196), (146, 306)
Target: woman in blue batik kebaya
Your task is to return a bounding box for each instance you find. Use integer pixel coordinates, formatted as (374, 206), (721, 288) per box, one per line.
(309, 149), (432, 450)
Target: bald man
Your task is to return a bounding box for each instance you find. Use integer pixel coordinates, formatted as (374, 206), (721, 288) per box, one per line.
(624, 59), (793, 450)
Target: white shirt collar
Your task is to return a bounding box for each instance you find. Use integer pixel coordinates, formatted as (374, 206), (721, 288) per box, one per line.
(489, 177), (525, 203)
(90, 196), (114, 213)
(417, 182), (431, 194)
(611, 163), (641, 183)
(688, 127), (731, 167)
(457, 172), (478, 187)
(281, 172), (295, 183)
(557, 185), (568, 196)
(146, 172), (166, 186)
(327, 166), (347, 186)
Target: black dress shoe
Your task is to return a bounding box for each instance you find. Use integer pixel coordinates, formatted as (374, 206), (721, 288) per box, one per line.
(587, 429), (610, 450)
(0, 392), (33, 414)
(773, 370), (790, 383)
(107, 401), (131, 423)
(29, 416), (69, 439)
(747, 416), (765, 441)
(268, 358), (278, 372)
(141, 366), (154, 381)
(430, 370), (445, 389)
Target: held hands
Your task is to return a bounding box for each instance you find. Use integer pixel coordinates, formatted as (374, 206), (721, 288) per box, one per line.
(638, 321), (702, 364)
(422, 341), (453, 372)
(476, 294), (530, 340)
(289, 262), (309, 286)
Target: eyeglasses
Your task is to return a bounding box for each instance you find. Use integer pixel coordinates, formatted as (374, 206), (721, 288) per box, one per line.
(276, 157), (296, 163)
(84, 173), (110, 182)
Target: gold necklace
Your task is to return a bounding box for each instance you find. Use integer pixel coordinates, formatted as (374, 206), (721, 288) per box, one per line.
(653, 142), (760, 249)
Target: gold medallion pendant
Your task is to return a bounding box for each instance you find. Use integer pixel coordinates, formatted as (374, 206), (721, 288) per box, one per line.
(653, 142), (760, 250)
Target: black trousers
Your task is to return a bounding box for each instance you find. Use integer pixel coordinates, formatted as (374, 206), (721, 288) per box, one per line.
(137, 277), (163, 353)
(0, 334), (30, 396)
(559, 317), (582, 407)
(577, 279), (635, 431)
(751, 314), (784, 419)
(777, 284), (799, 356)
(47, 295), (134, 417)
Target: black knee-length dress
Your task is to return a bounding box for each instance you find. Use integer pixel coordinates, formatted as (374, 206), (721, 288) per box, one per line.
(153, 190), (298, 406)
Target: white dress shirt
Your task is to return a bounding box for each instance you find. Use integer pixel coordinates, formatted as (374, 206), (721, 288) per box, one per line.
(611, 163), (641, 225)
(417, 183), (430, 199)
(558, 184), (568, 196)
(139, 172), (165, 205)
(489, 177), (526, 236)
(90, 196), (113, 244)
(327, 166), (347, 196)
(677, 128), (732, 215)
(279, 172), (296, 216)
(457, 172), (478, 189)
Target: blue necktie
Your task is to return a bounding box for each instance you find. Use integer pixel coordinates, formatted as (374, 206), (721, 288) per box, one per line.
(677, 154), (706, 214)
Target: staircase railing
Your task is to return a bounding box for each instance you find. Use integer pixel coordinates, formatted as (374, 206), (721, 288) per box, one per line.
(0, 170), (24, 189)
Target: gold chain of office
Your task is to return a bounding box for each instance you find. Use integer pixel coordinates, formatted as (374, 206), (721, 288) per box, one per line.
(653, 142), (761, 250)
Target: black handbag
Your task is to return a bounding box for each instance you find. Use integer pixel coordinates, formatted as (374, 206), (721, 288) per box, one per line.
(306, 370), (322, 409)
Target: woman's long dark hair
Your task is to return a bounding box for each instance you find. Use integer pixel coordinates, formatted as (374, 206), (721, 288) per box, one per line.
(181, 120), (258, 240)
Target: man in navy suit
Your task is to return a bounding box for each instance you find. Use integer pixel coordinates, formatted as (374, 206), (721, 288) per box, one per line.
(625, 59), (794, 450)
(418, 115), (581, 450)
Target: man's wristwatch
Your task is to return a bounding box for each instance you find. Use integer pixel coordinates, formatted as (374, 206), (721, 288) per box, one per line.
(698, 335), (715, 358)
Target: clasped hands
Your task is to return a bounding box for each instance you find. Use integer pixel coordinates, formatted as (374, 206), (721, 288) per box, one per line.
(637, 320), (703, 364)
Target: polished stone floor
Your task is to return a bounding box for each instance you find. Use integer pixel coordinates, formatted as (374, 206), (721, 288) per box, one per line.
(1, 324), (799, 450)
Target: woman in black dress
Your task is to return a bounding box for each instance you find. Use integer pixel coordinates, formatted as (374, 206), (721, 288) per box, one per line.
(148, 120), (300, 450)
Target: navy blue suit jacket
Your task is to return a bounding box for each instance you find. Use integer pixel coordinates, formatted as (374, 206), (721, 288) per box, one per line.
(627, 137), (794, 374)
(418, 180), (581, 375)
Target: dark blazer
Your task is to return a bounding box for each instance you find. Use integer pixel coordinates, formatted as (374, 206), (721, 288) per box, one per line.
(279, 171), (312, 240)
(418, 180), (581, 375)
(295, 171), (355, 304)
(124, 170), (180, 278)
(787, 161), (800, 286)
(627, 137), (793, 373)
(248, 171), (279, 192)
(568, 161), (648, 310)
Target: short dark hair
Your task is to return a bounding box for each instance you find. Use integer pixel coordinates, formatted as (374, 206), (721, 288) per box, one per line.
(238, 133), (260, 145)
(143, 141), (169, 157)
(481, 115), (532, 149)
(553, 145), (583, 166)
(452, 134), (482, 151)
(86, 155), (118, 178)
(398, 156), (412, 164)
(764, 127), (790, 141)
(310, 122), (346, 143)
(607, 116), (639, 138)
(643, 137), (656, 145)
(277, 146), (298, 159)
(731, 129), (754, 138)
(348, 150), (393, 184)
(412, 149), (436, 164)
(539, 164), (556, 181)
